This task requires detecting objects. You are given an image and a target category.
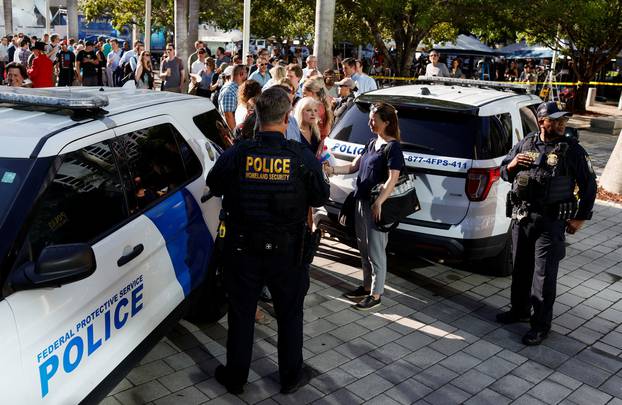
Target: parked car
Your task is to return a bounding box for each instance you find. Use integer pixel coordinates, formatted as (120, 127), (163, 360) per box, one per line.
(0, 87), (230, 404)
(316, 77), (542, 275)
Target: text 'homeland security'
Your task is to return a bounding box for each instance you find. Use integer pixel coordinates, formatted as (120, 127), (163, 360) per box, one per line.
(245, 156), (291, 181)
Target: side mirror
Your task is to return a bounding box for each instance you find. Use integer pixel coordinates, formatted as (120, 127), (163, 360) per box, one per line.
(564, 127), (579, 142)
(10, 244), (96, 291)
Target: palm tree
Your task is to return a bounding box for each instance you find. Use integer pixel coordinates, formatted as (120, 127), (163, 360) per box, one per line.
(67, 0), (79, 39)
(188, 0), (198, 58)
(600, 131), (622, 194)
(3, 0), (12, 36)
(174, 0), (189, 91)
(313, 0), (335, 72)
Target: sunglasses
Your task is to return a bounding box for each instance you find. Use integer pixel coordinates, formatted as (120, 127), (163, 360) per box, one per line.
(259, 63), (267, 66)
(144, 53), (151, 56)
(166, 49), (174, 52)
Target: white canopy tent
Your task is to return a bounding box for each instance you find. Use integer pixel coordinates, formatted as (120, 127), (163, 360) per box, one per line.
(425, 34), (495, 55)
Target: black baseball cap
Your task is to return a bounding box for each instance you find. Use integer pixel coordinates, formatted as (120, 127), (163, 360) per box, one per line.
(537, 101), (571, 119)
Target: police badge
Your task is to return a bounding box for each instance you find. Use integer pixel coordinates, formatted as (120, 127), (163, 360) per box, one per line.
(547, 153), (558, 166)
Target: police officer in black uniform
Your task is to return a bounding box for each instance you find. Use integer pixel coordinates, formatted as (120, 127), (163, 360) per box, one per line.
(496, 101), (597, 345)
(206, 86), (330, 394)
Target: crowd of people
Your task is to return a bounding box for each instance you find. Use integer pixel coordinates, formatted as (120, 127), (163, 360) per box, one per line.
(0, 31), (599, 395)
(0, 32), (153, 88)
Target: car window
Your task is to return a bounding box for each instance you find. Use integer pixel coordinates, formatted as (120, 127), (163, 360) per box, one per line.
(477, 114), (512, 159)
(0, 158), (32, 229)
(193, 109), (230, 151)
(111, 123), (202, 213)
(331, 103), (481, 159)
(18, 142), (127, 263)
(520, 106), (539, 136)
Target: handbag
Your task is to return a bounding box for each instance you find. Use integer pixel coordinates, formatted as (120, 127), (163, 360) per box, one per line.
(338, 191), (356, 234)
(370, 171), (421, 232)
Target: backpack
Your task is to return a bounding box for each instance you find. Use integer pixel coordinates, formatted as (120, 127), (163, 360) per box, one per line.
(120, 55), (137, 85)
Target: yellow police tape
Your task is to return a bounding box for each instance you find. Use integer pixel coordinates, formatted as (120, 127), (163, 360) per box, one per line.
(369, 76), (622, 87)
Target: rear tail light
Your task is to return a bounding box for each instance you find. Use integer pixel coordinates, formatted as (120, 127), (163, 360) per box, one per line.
(466, 167), (500, 201)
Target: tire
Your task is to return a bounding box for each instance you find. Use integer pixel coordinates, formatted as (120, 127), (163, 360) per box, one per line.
(483, 232), (513, 277)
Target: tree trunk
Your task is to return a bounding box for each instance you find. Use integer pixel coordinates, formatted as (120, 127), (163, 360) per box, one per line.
(600, 130), (622, 194)
(66, 0), (79, 40)
(574, 83), (590, 113)
(188, 0), (198, 59)
(3, 0), (12, 36)
(313, 0), (335, 72)
(174, 0), (189, 92)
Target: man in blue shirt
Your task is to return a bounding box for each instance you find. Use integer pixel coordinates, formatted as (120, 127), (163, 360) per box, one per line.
(219, 65), (247, 130)
(248, 56), (271, 88)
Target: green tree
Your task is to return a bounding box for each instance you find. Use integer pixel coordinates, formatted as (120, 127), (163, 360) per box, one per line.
(485, 0), (622, 112)
(79, 0), (174, 32)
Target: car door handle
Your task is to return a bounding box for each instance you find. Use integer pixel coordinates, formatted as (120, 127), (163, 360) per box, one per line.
(201, 191), (214, 203)
(117, 244), (144, 267)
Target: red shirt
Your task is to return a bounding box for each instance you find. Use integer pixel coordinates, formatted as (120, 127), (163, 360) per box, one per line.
(28, 54), (54, 88)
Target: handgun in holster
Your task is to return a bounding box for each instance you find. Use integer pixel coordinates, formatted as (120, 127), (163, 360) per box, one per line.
(300, 226), (322, 266)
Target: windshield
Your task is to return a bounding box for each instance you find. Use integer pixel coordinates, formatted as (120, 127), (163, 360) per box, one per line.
(332, 103), (493, 159)
(0, 158), (32, 227)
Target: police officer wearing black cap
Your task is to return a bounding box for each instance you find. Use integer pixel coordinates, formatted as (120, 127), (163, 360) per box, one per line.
(206, 86), (330, 394)
(496, 101), (597, 345)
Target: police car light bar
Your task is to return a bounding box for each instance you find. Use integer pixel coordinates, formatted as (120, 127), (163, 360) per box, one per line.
(0, 87), (109, 109)
(417, 76), (530, 92)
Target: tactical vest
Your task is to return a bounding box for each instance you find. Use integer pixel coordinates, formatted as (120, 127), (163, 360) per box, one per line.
(227, 138), (309, 230)
(510, 132), (577, 217)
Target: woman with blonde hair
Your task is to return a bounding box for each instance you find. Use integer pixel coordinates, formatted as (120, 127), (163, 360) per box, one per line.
(302, 77), (334, 139)
(135, 50), (154, 89)
(262, 65), (287, 90)
(294, 96), (322, 156)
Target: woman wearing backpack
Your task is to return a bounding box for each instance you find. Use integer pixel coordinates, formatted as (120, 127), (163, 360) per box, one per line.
(325, 102), (404, 310)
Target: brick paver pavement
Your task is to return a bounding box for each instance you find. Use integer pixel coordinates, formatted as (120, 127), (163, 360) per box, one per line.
(102, 126), (622, 405)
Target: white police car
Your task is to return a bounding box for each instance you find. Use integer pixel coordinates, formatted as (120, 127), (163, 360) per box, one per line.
(317, 77), (542, 275)
(0, 87), (230, 404)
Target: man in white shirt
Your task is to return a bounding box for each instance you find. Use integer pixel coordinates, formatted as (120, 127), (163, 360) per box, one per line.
(107, 39), (124, 86)
(302, 55), (317, 78)
(424, 50), (450, 77)
(191, 48), (207, 74)
(119, 40), (144, 73)
(342, 58), (377, 97)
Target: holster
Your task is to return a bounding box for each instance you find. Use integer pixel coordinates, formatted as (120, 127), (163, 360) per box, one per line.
(301, 227), (322, 266)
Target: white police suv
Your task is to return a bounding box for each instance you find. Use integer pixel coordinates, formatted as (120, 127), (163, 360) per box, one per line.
(317, 77), (542, 275)
(0, 87), (230, 404)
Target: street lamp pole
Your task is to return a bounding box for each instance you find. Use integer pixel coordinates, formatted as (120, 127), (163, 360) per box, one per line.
(243, 0), (250, 63)
(145, 0), (151, 51)
(45, 0), (50, 34)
